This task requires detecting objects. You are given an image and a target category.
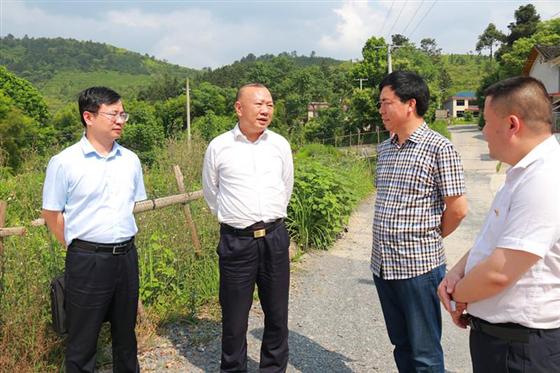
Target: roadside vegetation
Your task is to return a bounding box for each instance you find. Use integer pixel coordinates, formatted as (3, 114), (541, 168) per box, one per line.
(1, 4), (557, 370)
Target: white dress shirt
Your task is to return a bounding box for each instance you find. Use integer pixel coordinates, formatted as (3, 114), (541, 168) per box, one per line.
(465, 136), (560, 328)
(42, 136), (147, 246)
(202, 124), (294, 229)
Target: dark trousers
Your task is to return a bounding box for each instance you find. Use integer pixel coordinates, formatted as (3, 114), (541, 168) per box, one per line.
(65, 243), (140, 373)
(218, 222), (291, 373)
(373, 265), (446, 373)
(470, 323), (560, 373)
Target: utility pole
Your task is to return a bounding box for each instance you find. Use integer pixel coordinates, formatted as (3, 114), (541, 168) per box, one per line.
(185, 78), (191, 149)
(364, 44), (400, 74)
(354, 78), (368, 90)
(387, 44), (393, 74)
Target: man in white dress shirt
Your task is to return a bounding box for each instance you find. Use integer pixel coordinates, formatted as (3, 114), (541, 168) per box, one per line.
(203, 83), (294, 373)
(438, 76), (560, 373)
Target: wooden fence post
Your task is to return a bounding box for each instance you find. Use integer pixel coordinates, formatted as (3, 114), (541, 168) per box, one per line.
(0, 200), (7, 306)
(0, 201), (6, 259)
(173, 165), (202, 256)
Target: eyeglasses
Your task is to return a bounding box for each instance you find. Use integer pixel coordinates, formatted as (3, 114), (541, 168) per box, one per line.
(376, 101), (396, 109)
(97, 111), (129, 122)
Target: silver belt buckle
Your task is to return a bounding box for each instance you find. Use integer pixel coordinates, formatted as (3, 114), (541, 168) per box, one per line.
(112, 243), (128, 255)
(253, 228), (266, 238)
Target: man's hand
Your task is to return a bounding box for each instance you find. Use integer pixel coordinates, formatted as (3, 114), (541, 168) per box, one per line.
(437, 271), (462, 313)
(450, 304), (469, 329)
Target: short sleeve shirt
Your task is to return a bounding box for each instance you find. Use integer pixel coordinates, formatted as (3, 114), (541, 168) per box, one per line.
(42, 136), (147, 245)
(371, 123), (466, 279)
(465, 136), (560, 329)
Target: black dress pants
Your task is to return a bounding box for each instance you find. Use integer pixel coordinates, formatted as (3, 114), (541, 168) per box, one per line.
(65, 243), (140, 373)
(218, 222), (290, 373)
(470, 325), (560, 373)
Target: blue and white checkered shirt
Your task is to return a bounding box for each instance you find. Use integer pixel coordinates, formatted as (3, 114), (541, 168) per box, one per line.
(371, 123), (465, 280)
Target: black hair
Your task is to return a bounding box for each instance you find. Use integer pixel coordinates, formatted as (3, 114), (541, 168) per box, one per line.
(78, 86), (121, 127)
(378, 71), (430, 116)
(484, 76), (552, 128)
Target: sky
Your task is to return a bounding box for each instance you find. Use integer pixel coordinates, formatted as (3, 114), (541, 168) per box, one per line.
(1, 0), (559, 69)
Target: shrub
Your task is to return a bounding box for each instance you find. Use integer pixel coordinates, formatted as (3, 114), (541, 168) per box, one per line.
(429, 120), (451, 139)
(287, 144), (373, 250)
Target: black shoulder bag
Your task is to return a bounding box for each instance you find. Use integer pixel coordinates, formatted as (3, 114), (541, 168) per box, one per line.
(50, 274), (67, 336)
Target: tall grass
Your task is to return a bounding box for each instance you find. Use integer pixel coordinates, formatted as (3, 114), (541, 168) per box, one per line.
(0, 138), (373, 371)
(0, 135), (219, 372)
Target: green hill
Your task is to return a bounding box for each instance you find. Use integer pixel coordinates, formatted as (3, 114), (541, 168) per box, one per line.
(0, 35), (198, 109)
(441, 54), (497, 97)
(202, 52), (345, 89)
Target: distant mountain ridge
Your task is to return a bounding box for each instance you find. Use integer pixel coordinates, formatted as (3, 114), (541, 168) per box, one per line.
(0, 34), (197, 84)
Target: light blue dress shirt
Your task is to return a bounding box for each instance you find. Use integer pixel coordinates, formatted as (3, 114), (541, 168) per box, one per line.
(42, 136), (147, 246)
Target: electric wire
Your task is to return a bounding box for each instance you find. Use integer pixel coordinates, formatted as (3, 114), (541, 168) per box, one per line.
(408, 0), (438, 38)
(386, 0), (409, 40)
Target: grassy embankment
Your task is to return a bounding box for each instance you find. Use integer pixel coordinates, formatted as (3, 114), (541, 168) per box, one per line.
(0, 135), (374, 372)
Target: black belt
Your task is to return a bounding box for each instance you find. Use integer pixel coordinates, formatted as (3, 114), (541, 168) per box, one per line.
(468, 315), (537, 343)
(220, 218), (283, 238)
(69, 238), (135, 255)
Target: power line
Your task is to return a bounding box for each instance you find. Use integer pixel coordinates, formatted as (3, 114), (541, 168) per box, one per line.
(402, 0), (425, 37)
(408, 0), (438, 38)
(386, 0), (409, 39)
(379, 0), (395, 38)
(548, 10), (560, 20)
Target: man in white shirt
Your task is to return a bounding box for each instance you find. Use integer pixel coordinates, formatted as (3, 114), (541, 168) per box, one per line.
(438, 76), (560, 373)
(42, 87), (146, 372)
(203, 83), (294, 372)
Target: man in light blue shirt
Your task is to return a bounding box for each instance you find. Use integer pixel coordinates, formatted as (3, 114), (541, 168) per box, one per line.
(42, 87), (146, 373)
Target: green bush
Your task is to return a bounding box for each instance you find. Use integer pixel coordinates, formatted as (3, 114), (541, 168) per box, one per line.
(287, 144), (374, 250)
(429, 120), (451, 139)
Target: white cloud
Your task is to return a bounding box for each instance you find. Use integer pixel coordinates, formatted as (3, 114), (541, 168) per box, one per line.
(319, 1), (387, 57)
(2, 0), (558, 69)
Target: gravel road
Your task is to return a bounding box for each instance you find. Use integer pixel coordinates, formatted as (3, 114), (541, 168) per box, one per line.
(120, 124), (505, 373)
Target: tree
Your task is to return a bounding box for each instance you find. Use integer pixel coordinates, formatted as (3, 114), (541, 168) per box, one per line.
(191, 112), (235, 142)
(391, 34), (410, 46)
(506, 4), (540, 47)
(420, 38), (441, 57)
(439, 68), (453, 98)
(475, 23), (505, 58)
(50, 103), (82, 145)
(136, 73), (183, 102)
(346, 88), (379, 133)
(499, 17), (560, 77)
(0, 91), (43, 170)
(353, 36), (388, 87)
(119, 100), (165, 165)
(0, 66), (50, 124)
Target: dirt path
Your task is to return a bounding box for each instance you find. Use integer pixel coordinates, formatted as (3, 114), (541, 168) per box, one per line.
(129, 124), (504, 372)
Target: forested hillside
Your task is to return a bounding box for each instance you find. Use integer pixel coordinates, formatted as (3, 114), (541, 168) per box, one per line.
(0, 35), (198, 108)
(441, 54), (496, 94)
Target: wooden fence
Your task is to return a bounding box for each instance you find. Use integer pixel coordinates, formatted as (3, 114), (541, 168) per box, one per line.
(0, 165), (204, 256)
(320, 128), (390, 147)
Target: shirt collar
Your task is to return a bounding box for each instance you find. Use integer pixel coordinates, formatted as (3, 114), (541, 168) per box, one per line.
(232, 123), (268, 143)
(79, 135), (121, 158)
(510, 135), (559, 171)
(391, 122), (428, 146)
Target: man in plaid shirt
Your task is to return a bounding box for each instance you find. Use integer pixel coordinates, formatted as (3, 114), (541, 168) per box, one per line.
(372, 71), (467, 372)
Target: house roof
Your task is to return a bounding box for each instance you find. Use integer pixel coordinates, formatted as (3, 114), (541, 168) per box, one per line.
(452, 91), (476, 98)
(522, 45), (560, 75)
(536, 45), (560, 60)
(444, 91), (476, 102)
